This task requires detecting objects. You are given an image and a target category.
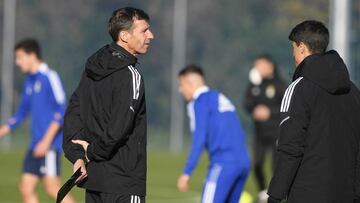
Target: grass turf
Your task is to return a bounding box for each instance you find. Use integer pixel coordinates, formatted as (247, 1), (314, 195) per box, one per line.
(0, 150), (271, 203)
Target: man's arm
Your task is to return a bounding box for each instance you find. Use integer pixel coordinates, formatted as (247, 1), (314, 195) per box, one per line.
(6, 82), (31, 131)
(63, 74), (86, 164)
(268, 78), (312, 200)
(178, 98), (209, 192)
(244, 83), (257, 114)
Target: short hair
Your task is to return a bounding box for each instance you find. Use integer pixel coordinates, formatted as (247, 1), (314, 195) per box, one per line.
(15, 38), (42, 59)
(108, 7), (150, 42)
(289, 20), (329, 54)
(254, 54), (277, 69)
(178, 64), (205, 78)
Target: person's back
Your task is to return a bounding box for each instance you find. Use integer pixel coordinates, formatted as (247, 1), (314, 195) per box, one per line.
(177, 65), (250, 203)
(189, 89), (249, 166)
(268, 20), (360, 203)
(286, 51), (360, 202)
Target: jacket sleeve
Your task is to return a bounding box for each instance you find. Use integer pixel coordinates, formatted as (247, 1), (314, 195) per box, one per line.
(183, 98), (209, 176)
(269, 79), (288, 118)
(86, 71), (135, 162)
(268, 78), (312, 199)
(63, 74), (86, 164)
(244, 83), (257, 114)
(46, 71), (66, 125)
(7, 81), (31, 130)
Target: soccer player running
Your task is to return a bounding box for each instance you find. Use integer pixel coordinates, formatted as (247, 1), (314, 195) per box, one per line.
(0, 39), (75, 203)
(63, 7), (153, 203)
(177, 65), (251, 203)
(268, 20), (360, 203)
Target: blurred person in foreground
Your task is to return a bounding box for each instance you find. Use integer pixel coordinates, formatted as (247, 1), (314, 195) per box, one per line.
(63, 7), (154, 203)
(244, 54), (286, 201)
(0, 39), (75, 203)
(177, 65), (251, 203)
(267, 20), (360, 203)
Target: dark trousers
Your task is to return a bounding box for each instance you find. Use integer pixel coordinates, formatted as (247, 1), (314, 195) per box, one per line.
(86, 190), (145, 203)
(254, 135), (276, 191)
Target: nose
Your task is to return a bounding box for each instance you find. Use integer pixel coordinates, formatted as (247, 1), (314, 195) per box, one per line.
(148, 30), (154, 40)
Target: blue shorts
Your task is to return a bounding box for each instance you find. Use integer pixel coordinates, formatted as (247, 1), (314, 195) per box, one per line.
(22, 149), (61, 177)
(201, 163), (250, 203)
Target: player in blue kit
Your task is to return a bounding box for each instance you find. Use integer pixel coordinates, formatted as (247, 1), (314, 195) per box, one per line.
(176, 64), (251, 203)
(0, 39), (75, 203)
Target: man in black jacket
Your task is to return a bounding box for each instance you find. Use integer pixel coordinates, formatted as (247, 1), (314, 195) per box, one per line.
(63, 7), (154, 203)
(267, 20), (360, 203)
(244, 55), (286, 200)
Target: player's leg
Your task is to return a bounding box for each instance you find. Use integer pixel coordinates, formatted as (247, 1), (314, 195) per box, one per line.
(43, 176), (76, 203)
(227, 167), (250, 203)
(19, 173), (40, 203)
(20, 150), (41, 203)
(201, 164), (239, 203)
(41, 150), (76, 203)
(254, 137), (266, 191)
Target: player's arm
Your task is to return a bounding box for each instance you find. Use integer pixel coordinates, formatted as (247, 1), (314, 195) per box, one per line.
(34, 72), (66, 157)
(178, 98), (209, 192)
(268, 78), (312, 200)
(0, 81), (31, 139)
(244, 83), (257, 114)
(63, 74), (87, 164)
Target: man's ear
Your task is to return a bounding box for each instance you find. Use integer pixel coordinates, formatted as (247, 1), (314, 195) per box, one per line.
(119, 30), (130, 43)
(299, 42), (310, 54)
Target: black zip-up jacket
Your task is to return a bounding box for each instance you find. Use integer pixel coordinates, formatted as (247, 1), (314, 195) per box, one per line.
(63, 43), (147, 195)
(268, 50), (360, 203)
(244, 74), (286, 139)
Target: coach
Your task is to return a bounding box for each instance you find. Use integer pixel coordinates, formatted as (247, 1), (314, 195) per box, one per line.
(63, 7), (154, 203)
(268, 20), (360, 203)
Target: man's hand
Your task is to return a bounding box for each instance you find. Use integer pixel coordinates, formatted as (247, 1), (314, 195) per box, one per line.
(33, 140), (51, 158)
(253, 104), (271, 122)
(0, 125), (10, 138)
(74, 159), (88, 183)
(72, 140), (90, 162)
(177, 174), (190, 192)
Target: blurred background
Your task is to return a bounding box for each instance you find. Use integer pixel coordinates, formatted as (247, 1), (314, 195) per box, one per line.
(0, 0), (359, 202)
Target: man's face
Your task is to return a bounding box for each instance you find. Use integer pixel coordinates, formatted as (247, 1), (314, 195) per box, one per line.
(292, 42), (303, 66)
(15, 49), (36, 73)
(254, 59), (274, 79)
(126, 19), (154, 55)
(178, 76), (193, 102)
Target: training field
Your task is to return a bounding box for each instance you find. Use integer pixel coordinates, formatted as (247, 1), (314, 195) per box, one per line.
(0, 150), (270, 203)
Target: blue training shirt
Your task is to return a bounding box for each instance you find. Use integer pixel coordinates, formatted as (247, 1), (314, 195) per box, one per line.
(183, 86), (250, 176)
(7, 63), (66, 151)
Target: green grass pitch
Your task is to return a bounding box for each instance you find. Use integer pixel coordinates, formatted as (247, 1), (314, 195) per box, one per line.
(0, 150), (270, 203)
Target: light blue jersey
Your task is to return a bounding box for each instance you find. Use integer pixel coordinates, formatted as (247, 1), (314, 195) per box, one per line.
(7, 63), (66, 151)
(183, 86), (250, 176)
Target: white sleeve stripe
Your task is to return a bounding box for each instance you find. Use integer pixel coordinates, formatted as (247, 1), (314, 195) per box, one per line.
(128, 66), (136, 99)
(128, 65), (141, 100)
(284, 77), (303, 112)
(280, 77), (303, 112)
(47, 70), (65, 104)
(281, 81), (295, 112)
(133, 68), (141, 99)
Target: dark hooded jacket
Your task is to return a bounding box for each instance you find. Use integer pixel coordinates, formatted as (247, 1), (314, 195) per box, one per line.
(268, 51), (360, 203)
(63, 43), (147, 195)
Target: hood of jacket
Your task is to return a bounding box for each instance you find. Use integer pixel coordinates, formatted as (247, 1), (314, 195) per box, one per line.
(293, 50), (351, 95)
(85, 42), (137, 81)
